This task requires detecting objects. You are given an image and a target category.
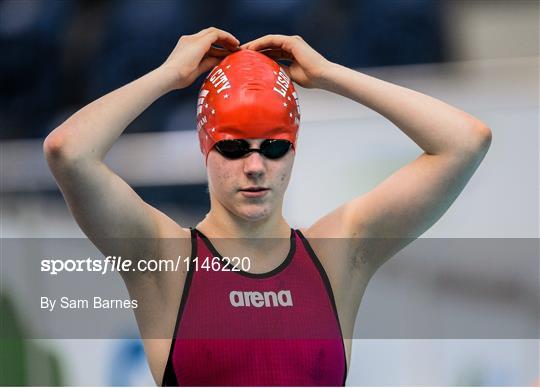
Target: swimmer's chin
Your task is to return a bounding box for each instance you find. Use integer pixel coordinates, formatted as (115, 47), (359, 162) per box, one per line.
(234, 204), (273, 222)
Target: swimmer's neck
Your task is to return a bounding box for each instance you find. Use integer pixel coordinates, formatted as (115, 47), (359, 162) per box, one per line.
(196, 209), (291, 239)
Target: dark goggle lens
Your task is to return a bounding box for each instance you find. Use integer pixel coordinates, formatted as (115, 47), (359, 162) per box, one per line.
(214, 139), (250, 158)
(260, 139), (292, 159)
(214, 139), (291, 160)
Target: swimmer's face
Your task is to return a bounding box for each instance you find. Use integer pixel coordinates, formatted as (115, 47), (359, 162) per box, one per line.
(206, 139), (295, 221)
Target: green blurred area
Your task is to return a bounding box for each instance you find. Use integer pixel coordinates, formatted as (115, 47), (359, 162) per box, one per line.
(0, 293), (64, 386)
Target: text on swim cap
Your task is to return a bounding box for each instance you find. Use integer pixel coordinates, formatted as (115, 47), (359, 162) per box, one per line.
(273, 68), (291, 98)
(197, 115), (207, 132)
(208, 67), (231, 94)
(197, 89), (209, 115)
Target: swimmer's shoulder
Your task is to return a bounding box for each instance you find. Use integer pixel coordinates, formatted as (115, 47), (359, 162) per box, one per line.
(300, 205), (357, 240)
(299, 210), (364, 276)
(148, 205), (191, 239)
(148, 209), (193, 260)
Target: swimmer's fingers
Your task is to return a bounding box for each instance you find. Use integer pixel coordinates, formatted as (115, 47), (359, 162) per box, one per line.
(241, 34), (298, 53)
(207, 44), (238, 58)
(242, 34), (332, 89)
(241, 34), (316, 63)
(200, 45), (239, 75)
(199, 28), (241, 52)
(258, 48), (294, 62)
(161, 27), (239, 90)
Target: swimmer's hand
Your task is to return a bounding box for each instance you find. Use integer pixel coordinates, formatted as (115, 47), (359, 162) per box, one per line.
(160, 27), (240, 90)
(240, 35), (333, 89)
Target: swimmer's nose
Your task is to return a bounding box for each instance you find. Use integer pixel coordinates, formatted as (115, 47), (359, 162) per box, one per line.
(243, 151), (266, 178)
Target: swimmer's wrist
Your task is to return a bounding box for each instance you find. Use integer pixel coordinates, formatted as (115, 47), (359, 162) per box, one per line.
(155, 64), (185, 93)
(313, 61), (342, 91)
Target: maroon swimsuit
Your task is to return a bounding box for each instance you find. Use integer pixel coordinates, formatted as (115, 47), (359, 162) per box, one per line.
(162, 228), (347, 386)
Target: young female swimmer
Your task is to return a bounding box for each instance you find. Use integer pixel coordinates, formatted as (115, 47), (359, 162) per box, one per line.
(44, 27), (491, 386)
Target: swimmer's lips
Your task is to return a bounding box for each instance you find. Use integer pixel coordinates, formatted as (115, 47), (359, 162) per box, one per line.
(239, 187), (270, 198)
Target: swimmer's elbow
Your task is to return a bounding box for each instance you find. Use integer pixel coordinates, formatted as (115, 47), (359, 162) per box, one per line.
(43, 132), (66, 161)
(474, 122), (492, 150)
(467, 121), (492, 154)
(452, 120), (492, 157)
(44, 126), (89, 166)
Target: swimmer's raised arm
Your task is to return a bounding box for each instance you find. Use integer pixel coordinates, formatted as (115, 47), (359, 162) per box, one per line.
(243, 35), (492, 276)
(45, 27), (239, 166)
(43, 27), (239, 256)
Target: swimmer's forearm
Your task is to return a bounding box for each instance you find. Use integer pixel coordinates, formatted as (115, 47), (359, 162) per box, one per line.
(319, 63), (491, 155)
(44, 66), (177, 161)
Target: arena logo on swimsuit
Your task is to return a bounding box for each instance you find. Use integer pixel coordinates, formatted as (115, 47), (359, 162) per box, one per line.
(229, 290), (293, 308)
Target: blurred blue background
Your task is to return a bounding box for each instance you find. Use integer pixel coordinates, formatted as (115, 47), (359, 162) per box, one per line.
(0, 0), (445, 141)
(1, 0), (538, 386)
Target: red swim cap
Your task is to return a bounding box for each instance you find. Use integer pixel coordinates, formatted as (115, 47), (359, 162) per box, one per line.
(196, 49), (301, 162)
